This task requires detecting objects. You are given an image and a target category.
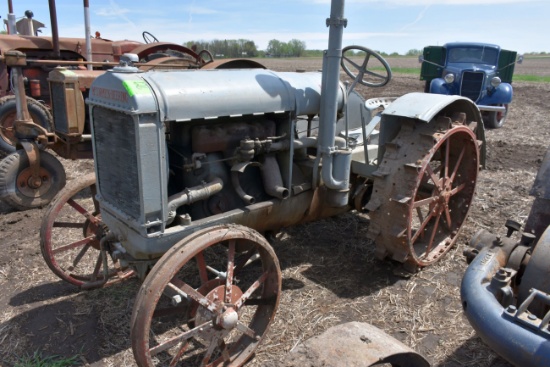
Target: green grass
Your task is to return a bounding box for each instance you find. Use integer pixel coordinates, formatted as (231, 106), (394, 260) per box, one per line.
(512, 74), (550, 83)
(370, 66), (550, 83)
(14, 351), (80, 367)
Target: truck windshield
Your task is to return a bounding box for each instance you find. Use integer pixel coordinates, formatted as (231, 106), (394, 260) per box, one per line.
(448, 46), (498, 65)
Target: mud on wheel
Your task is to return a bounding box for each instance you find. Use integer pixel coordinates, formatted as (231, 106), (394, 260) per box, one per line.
(367, 115), (480, 271)
(40, 172), (134, 288)
(131, 224), (281, 367)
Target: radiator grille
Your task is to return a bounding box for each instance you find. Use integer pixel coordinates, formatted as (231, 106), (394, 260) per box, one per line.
(92, 107), (140, 220)
(460, 72), (483, 101)
(50, 82), (69, 134)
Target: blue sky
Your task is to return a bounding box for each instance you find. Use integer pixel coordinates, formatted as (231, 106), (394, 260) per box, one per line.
(3, 0), (548, 54)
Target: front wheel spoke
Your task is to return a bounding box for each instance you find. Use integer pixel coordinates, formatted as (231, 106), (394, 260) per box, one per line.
(91, 252), (103, 281)
(225, 240), (236, 304)
(67, 199), (98, 224)
(150, 320), (213, 356)
(72, 243), (92, 268)
(195, 251), (209, 285)
(219, 340), (231, 362)
(52, 221), (85, 229)
(169, 282), (220, 314)
(201, 335), (221, 366)
(411, 211), (435, 244)
(52, 235), (94, 254)
(169, 341), (190, 367)
(233, 247), (259, 274)
(236, 321), (258, 340)
(235, 271), (269, 310)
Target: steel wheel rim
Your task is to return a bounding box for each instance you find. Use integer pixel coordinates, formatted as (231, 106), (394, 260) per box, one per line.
(407, 126), (479, 266)
(131, 225), (281, 367)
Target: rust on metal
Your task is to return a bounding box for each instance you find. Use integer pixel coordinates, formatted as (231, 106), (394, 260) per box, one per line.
(368, 117), (479, 270)
(131, 224), (281, 367)
(40, 173), (134, 288)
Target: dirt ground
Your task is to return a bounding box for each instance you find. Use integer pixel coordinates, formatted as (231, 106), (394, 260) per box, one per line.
(0, 56), (549, 367)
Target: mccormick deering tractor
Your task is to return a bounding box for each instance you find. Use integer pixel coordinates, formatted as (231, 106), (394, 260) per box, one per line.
(39, 0), (486, 365)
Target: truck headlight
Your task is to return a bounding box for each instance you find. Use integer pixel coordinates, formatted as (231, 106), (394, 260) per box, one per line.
(490, 76), (502, 88)
(444, 73), (455, 84)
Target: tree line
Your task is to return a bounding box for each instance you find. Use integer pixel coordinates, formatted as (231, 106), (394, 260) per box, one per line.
(185, 38), (307, 58)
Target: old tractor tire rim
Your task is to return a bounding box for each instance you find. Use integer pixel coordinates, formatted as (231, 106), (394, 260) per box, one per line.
(131, 224), (281, 367)
(407, 125), (479, 266)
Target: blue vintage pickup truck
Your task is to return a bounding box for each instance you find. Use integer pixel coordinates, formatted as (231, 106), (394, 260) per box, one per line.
(420, 42), (521, 128)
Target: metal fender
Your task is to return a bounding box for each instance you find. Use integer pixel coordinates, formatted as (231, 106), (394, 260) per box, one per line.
(478, 82), (514, 105)
(429, 77), (454, 95)
(381, 92), (486, 166)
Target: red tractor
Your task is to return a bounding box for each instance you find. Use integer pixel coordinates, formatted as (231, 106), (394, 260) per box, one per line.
(0, 2), (263, 210)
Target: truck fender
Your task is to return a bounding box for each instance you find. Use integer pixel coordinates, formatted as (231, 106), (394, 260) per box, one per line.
(478, 83), (513, 105)
(379, 92), (486, 167)
(429, 77), (454, 95)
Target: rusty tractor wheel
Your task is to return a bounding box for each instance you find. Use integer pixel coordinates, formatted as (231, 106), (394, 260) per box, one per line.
(40, 172), (134, 288)
(131, 224), (281, 367)
(0, 149), (66, 210)
(0, 95), (53, 157)
(367, 116), (480, 271)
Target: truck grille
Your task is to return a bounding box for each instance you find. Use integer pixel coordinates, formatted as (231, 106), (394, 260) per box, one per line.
(92, 107), (140, 220)
(460, 71), (483, 102)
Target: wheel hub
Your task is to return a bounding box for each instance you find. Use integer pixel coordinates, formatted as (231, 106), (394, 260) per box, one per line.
(219, 308), (239, 329)
(17, 166), (52, 197)
(195, 284), (244, 330)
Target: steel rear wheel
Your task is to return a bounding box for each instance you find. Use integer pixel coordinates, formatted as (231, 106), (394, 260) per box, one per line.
(367, 116), (480, 270)
(131, 224), (281, 367)
(40, 172), (134, 288)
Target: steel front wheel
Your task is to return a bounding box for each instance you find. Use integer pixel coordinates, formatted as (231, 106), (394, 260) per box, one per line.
(131, 224), (281, 367)
(0, 149), (66, 210)
(40, 172), (134, 288)
(368, 116), (480, 270)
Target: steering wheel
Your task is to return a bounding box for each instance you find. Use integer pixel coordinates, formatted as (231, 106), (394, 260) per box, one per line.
(198, 49), (214, 64)
(341, 45), (392, 88)
(142, 31), (159, 44)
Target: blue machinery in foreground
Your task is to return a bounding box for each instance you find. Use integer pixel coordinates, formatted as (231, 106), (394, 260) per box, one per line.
(462, 147), (550, 367)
